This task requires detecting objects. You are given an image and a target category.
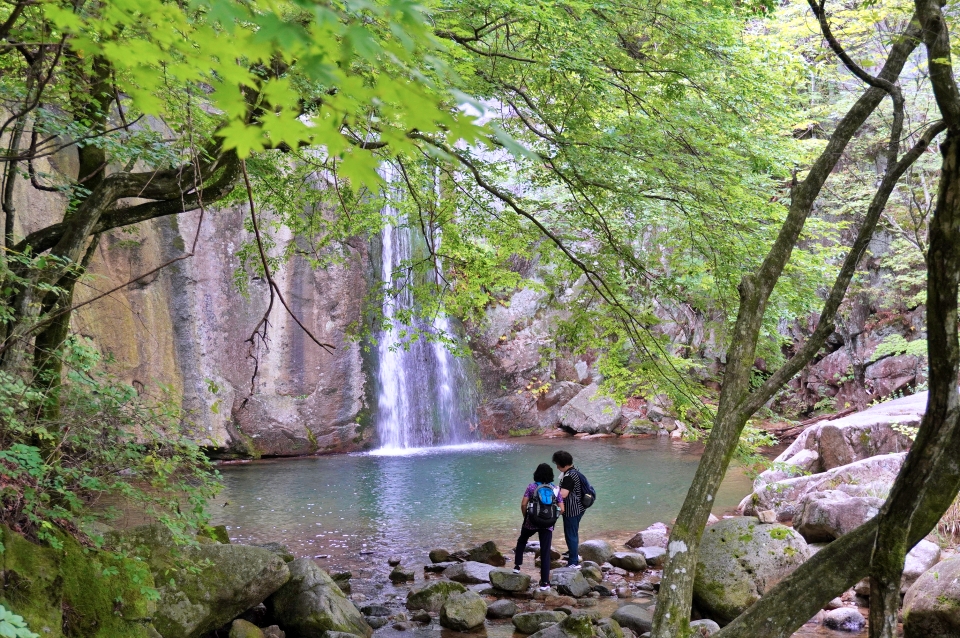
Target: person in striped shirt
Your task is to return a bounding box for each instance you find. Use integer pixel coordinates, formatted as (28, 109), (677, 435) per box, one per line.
(553, 450), (586, 568)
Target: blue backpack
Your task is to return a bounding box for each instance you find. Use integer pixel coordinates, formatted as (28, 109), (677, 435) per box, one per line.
(578, 472), (597, 508)
(526, 483), (561, 528)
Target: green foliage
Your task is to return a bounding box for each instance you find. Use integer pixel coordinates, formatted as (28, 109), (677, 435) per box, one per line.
(870, 334), (928, 362)
(0, 605), (38, 638)
(0, 334), (220, 547)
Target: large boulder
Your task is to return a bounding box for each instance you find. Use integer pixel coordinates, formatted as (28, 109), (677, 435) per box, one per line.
(444, 561), (495, 584)
(693, 517), (810, 623)
(578, 540), (614, 565)
(904, 556), (960, 637)
(550, 568), (592, 598)
(406, 580), (467, 612)
(266, 558), (371, 638)
(625, 523), (668, 550)
(514, 611), (567, 634)
(794, 491), (885, 542)
(439, 591), (487, 631)
(490, 568), (532, 592)
(109, 524), (290, 638)
(903, 540), (942, 593)
(757, 392), (919, 484)
(559, 384), (622, 434)
(610, 605), (653, 635)
(740, 453), (905, 521)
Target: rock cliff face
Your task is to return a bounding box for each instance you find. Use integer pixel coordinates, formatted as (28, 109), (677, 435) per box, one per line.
(71, 210), (372, 457)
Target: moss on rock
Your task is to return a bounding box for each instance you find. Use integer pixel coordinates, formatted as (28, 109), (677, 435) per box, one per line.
(0, 526), (63, 637)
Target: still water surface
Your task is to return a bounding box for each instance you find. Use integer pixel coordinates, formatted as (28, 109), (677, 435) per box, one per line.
(209, 437), (752, 568)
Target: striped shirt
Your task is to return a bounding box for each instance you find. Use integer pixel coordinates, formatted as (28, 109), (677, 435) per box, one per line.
(559, 467), (586, 517)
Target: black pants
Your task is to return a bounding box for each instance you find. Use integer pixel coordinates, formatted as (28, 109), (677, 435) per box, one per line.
(514, 526), (552, 586)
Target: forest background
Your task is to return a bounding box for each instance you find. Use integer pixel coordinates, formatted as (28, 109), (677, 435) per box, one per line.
(0, 0), (957, 637)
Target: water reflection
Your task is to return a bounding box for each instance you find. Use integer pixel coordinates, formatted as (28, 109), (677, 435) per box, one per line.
(209, 438), (752, 571)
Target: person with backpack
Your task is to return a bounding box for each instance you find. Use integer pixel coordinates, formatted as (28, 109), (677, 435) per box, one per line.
(512, 463), (563, 591)
(553, 450), (596, 568)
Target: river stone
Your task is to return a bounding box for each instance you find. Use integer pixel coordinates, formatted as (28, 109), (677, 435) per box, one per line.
(579, 540), (615, 565)
(406, 580), (468, 612)
(487, 599), (519, 619)
(625, 523), (669, 550)
(230, 619), (265, 638)
(430, 549), (451, 563)
(689, 619), (720, 636)
(491, 568), (532, 592)
(444, 561), (495, 583)
(389, 565), (416, 583)
(609, 553), (647, 572)
(366, 617), (389, 630)
(263, 626), (285, 638)
(636, 547), (666, 568)
(902, 539), (942, 593)
(903, 555), (960, 637)
(794, 490), (885, 542)
(551, 568), (593, 598)
(326, 633), (360, 638)
(823, 608), (866, 632)
(439, 591), (487, 631)
(528, 613), (618, 638)
(559, 384), (622, 434)
(411, 610), (431, 624)
(360, 605), (390, 617)
(266, 558), (372, 638)
(514, 611), (568, 634)
(693, 517), (810, 623)
(611, 605), (653, 634)
(582, 564), (603, 582)
(465, 540), (508, 566)
(254, 542), (295, 563)
(425, 561), (457, 573)
(595, 617), (625, 638)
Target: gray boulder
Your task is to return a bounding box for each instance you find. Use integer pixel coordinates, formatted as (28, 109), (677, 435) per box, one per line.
(902, 539), (942, 593)
(794, 491), (885, 542)
(559, 384), (622, 434)
(625, 523), (669, 550)
(904, 555), (960, 637)
(579, 540), (615, 565)
(550, 567), (593, 598)
(406, 580), (467, 612)
(609, 553), (647, 572)
(439, 591), (487, 631)
(266, 558), (371, 638)
(490, 568), (532, 592)
(514, 611), (567, 634)
(689, 619), (720, 636)
(740, 453), (904, 522)
(487, 599), (518, 619)
(823, 608), (866, 632)
(637, 547), (666, 568)
(611, 605), (653, 635)
(444, 561), (495, 584)
(693, 517), (810, 623)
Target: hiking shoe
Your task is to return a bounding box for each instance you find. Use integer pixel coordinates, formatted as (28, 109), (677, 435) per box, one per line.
(539, 584), (551, 591)
(513, 567), (521, 574)
(568, 563), (581, 569)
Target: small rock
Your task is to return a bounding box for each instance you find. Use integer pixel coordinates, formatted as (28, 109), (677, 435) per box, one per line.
(487, 599), (518, 619)
(625, 523), (669, 550)
(824, 597), (844, 610)
(429, 548), (451, 563)
(823, 608), (866, 632)
(360, 605), (391, 617)
(690, 619), (720, 636)
(578, 598), (598, 608)
(854, 578), (870, 596)
(390, 565), (416, 583)
(262, 627), (285, 638)
(902, 539), (942, 593)
(582, 565), (603, 582)
(388, 556), (402, 567)
(609, 552), (647, 572)
(514, 611), (567, 634)
(230, 619), (265, 638)
(593, 582), (616, 597)
(332, 571), (352, 594)
(490, 567), (532, 592)
(538, 621), (559, 632)
(326, 633), (360, 638)
(611, 605), (654, 635)
(465, 540), (508, 566)
(254, 542), (295, 563)
(425, 561), (456, 573)
(579, 540), (615, 565)
(616, 586), (631, 598)
(637, 547), (666, 568)
(757, 510), (777, 524)
(392, 621), (416, 631)
(366, 617), (389, 629)
(444, 561), (495, 584)
(406, 580), (468, 612)
(411, 610), (431, 624)
(550, 567), (593, 598)
(439, 591), (488, 631)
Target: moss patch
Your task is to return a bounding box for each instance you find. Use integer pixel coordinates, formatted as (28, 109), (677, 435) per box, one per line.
(0, 526), (63, 637)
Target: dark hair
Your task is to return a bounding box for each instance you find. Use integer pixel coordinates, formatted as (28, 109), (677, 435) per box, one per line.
(552, 450), (573, 467)
(534, 463), (554, 484)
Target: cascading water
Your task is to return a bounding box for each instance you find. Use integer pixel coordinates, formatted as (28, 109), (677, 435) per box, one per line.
(374, 165), (478, 451)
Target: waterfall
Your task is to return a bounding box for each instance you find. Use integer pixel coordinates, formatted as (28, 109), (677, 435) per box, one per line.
(374, 165), (478, 451)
